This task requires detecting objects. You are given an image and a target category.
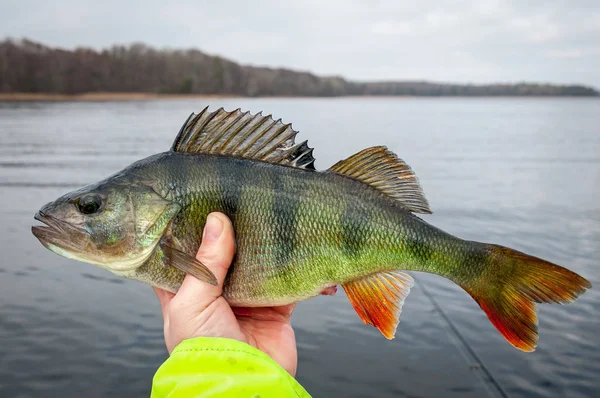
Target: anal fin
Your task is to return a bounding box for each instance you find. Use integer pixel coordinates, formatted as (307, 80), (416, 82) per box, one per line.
(342, 271), (414, 339)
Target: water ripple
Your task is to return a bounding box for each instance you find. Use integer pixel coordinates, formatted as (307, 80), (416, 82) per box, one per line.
(1, 98), (599, 397)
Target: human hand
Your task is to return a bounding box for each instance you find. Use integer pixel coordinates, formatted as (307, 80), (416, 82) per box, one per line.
(153, 212), (298, 376)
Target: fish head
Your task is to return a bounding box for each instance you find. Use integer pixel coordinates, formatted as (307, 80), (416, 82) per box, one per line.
(32, 178), (180, 274)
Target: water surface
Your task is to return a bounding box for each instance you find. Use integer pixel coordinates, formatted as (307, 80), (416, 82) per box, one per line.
(0, 98), (598, 397)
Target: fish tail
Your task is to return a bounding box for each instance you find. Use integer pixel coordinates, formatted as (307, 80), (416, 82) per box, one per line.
(461, 244), (591, 352)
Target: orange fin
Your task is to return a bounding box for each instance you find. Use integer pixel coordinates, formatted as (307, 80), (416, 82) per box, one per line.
(466, 245), (591, 352)
(342, 271), (414, 339)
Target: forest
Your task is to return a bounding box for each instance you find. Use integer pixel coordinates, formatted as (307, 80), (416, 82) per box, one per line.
(1, 38), (598, 97)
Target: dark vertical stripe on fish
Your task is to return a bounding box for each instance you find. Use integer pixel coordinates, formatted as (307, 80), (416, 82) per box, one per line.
(340, 199), (368, 258)
(272, 173), (297, 267)
(215, 159), (241, 222)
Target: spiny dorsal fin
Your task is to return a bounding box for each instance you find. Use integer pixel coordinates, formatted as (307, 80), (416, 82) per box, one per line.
(342, 271), (414, 339)
(329, 146), (431, 214)
(171, 107), (316, 170)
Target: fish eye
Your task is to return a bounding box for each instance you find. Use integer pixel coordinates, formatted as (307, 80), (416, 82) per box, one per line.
(76, 193), (103, 215)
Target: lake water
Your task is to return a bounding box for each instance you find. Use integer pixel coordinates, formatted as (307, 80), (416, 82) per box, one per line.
(0, 98), (598, 398)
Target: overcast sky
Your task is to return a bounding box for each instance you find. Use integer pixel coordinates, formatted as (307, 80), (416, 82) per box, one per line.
(2, 0), (599, 87)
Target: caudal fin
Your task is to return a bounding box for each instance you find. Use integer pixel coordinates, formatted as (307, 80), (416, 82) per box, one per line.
(464, 245), (591, 352)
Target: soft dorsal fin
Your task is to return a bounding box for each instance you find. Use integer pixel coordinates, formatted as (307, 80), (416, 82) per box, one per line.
(329, 146), (431, 214)
(171, 107), (316, 170)
(342, 271), (414, 339)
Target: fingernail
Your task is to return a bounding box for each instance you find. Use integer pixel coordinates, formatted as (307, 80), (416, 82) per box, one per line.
(202, 213), (223, 242)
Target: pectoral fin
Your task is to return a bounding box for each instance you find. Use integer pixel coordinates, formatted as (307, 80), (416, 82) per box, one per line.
(160, 242), (218, 286)
(342, 271), (414, 339)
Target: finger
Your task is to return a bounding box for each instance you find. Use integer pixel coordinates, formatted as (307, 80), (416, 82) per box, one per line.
(273, 304), (296, 319)
(231, 304), (296, 322)
(231, 307), (252, 317)
(177, 212), (236, 306)
(153, 287), (175, 317)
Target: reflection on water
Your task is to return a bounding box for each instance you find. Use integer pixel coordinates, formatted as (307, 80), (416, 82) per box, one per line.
(0, 98), (598, 397)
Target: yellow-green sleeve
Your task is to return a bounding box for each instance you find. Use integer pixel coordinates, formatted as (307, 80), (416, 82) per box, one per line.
(151, 337), (311, 398)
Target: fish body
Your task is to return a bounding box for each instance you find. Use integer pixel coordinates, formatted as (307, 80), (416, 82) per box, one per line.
(118, 151), (468, 305)
(33, 107), (591, 352)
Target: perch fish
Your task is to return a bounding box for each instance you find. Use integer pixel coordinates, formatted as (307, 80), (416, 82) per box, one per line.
(32, 107), (591, 351)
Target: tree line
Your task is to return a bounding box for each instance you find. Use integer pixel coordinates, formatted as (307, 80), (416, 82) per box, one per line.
(0, 38), (597, 97)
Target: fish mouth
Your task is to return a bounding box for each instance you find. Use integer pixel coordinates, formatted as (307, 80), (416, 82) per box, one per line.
(32, 211), (90, 252)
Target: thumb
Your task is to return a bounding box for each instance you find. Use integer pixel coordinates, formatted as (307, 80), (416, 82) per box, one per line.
(176, 212), (236, 307)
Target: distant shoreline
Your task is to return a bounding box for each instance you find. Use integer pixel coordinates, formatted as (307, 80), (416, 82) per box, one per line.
(1, 92), (598, 102)
(3, 39), (597, 98)
(0, 93), (239, 101)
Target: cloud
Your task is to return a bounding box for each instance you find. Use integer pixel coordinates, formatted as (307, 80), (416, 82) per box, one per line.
(1, 0), (599, 87)
(371, 21), (413, 36)
(505, 15), (561, 43)
(546, 48), (600, 59)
